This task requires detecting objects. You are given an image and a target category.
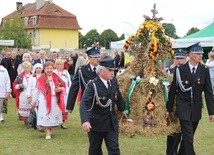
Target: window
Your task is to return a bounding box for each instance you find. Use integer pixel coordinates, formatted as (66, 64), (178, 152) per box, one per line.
(32, 16), (37, 25)
(24, 17), (28, 26)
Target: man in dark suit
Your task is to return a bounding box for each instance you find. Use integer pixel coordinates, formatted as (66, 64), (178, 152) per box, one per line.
(33, 50), (49, 66)
(80, 55), (126, 155)
(166, 50), (187, 155)
(113, 51), (120, 76)
(66, 47), (100, 112)
(166, 42), (214, 155)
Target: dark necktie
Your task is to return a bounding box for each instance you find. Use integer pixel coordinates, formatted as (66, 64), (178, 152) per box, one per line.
(107, 81), (111, 91)
(192, 67), (195, 78)
(93, 67), (97, 76)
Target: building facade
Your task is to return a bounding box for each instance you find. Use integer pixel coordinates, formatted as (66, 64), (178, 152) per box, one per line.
(1, 0), (81, 50)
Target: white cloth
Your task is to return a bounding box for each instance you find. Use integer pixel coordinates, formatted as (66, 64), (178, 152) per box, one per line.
(205, 59), (214, 94)
(17, 64), (23, 75)
(0, 66), (11, 98)
(32, 82), (62, 126)
(53, 69), (71, 107)
(26, 74), (41, 98)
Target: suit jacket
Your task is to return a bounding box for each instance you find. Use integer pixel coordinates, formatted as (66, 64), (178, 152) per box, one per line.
(33, 58), (49, 65)
(114, 54), (120, 68)
(166, 62), (214, 121)
(66, 63), (97, 111)
(80, 76), (125, 132)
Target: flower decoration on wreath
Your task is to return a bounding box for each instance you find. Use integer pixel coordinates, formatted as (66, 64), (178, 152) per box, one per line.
(117, 3), (179, 137)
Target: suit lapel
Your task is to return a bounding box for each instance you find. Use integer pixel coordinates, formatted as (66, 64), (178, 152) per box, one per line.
(96, 77), (111, 94)
(86, 63), (96, 77)
(182, 62), (203, 84)
(182, 63), (192, 79)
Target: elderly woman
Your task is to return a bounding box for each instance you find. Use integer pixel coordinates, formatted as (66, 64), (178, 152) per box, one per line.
(17, 53), (32, 75)
(13, 61), (32, 126)
(26, 63), (43, 130)
(53, 59), (71, 129)
(32, 61), (65, 139)
(26, 63), (43, 99)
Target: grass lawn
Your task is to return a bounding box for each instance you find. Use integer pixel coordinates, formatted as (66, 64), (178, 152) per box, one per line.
(0, 98), (214, 155)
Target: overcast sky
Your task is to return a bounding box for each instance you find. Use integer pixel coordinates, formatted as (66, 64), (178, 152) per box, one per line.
(0, 0), (214, 37)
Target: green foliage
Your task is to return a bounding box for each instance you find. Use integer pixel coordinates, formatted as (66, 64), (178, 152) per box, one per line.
(84, 29), (100, 47)
(186, 27), (200, 36)
(78, 32), (85, 49)
(79, 28), (121, 49)
(0, 14), (31, 48)
(100, 29), (119, 49)
(162, 23), (177, 38)
(119, 34), (125, 40)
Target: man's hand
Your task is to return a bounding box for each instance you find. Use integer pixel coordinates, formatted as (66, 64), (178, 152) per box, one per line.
(82, 122), (92, 132)
(209, 115), (214, 122)
(165, 111), (170, 119)
(122, 111), (127, 118)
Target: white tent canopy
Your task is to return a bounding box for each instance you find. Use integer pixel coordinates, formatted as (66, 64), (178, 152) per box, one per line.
(110, 39), (125, 50)
(172, 37), (214, 49)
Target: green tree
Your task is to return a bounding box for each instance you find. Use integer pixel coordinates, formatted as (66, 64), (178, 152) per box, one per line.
(79, 32), (86, 49)
(119, 34), (125, 40)
(186, 27), (200, 36)
(100, 29), (119, 49)
(84, 29), (100, 47)
(162, 23), (177, 38)
(0, 14), (31, 48)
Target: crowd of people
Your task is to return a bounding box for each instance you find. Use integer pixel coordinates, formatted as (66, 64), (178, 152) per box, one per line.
(1, 42), (214, 154)
(0, 46), (126, 153)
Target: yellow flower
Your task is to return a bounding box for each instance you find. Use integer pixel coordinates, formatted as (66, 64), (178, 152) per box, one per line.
(147, 67), (156, 74)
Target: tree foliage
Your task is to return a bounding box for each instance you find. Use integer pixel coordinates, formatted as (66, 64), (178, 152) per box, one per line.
(79, 28), (121, 49)
(83, 29), (100, 47)
(0, 14), (31, 48)
(186, 27), (200, 36)
(100, 29), (119, 49)
(162, 23), (177, 38)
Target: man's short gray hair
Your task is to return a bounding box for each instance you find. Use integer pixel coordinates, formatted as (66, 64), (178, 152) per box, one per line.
(97, 65), (105, 73)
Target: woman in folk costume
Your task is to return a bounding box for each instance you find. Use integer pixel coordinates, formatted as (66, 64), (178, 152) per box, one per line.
(17, 53), (32, 75)
(53, 59), (71, 129)
(13, 61), (32, 126)
(32, 61), (66, 140)
(26, 63), (43, 130)
(26, 63), (43, 99)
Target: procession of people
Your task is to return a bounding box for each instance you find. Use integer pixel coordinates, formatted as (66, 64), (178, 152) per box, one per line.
(1, 42), (214, 155)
